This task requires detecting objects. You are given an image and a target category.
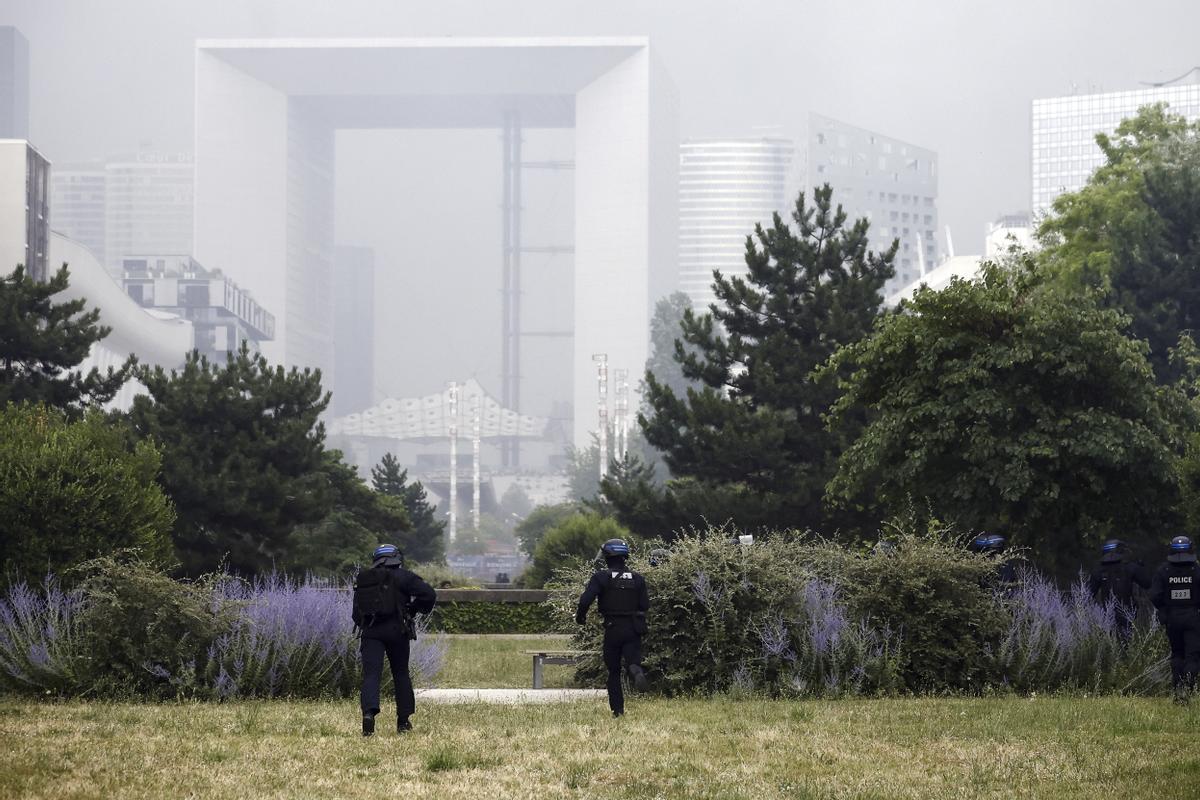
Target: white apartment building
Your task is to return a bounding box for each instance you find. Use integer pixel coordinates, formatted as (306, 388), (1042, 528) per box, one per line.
(0, 139), (49, 280)
(1032, 71), (1200, 217)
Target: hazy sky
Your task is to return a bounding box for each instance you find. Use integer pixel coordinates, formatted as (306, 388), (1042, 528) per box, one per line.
(5, 0), (1199, 423)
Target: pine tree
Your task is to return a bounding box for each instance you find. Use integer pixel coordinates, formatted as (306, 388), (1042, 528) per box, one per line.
(128, 343), (334, 575)
(0, 264), (134, 411)
(633, 185), (895, 535)
(370, 452), (446, 563)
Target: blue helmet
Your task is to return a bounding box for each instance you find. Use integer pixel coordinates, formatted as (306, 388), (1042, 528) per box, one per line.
(1168, 536), (1195, 564)
(600, 539), (630, 558)
(372, 544), (404, 567)
(971, 534), (1006, 554)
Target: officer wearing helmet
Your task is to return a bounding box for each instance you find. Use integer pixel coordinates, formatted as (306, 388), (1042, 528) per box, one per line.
(969, 533), (1022, 590)
(1150, 536), (1200, 704)
(352, 544), (437, 735)
(576, 538), (650, 717)
(1087, 539), (1150, 636)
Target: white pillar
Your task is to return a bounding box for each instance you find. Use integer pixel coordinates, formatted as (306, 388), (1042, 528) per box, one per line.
(472, 395), (481, 530)
(448, 381), (458, 546)
(593, 354), (609, 480)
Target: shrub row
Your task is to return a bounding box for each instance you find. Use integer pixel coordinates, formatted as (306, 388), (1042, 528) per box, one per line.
(428, 601), (557, 634)
(0, 557), (446, 699)
(550, 525), (1170, 697)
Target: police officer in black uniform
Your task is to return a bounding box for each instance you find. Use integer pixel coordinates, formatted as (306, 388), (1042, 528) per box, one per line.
(352, 544), (437, 735)
(1150, 536), (1200, 704)
(576, 538), (650, 717)
(969, 533), (1022, 591)
(1087, 539), (1150, 636)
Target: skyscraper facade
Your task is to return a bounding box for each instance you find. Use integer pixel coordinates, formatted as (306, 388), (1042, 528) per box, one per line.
(804, 113), (938, 296)
(1031, 73), (1200, 217)
(332, 245), (376, 417)
(105, 151), (194, 277)
(50, 163), (107, 265)
(0, 139), (49, 280)
(0, 27), (29, 140)
(677, 137), (794, 309)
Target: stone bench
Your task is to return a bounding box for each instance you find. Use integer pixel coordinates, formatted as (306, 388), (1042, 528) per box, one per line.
(521, 650), (596, 689)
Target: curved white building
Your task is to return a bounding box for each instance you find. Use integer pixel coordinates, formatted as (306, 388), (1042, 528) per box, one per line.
(678, 138), (794, 309)
(50, 231), (193, 408)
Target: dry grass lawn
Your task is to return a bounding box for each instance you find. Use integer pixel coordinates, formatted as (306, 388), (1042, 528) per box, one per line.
(436, 634), (585, 689)
(2, 696), (1197, 799)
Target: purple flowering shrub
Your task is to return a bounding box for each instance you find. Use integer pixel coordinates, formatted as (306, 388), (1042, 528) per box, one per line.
(0, 577), (85, 694)
(0, 562), (446, 699)
(997, 571), (1169, 693)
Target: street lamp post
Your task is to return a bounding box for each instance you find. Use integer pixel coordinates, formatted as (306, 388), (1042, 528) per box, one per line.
(593, 354), (609, 480)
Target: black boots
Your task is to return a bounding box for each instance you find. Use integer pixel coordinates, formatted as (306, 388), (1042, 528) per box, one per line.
(397, 718), (413, 733)
(362, 714), (376, 736)
(628, 664), (649, 693)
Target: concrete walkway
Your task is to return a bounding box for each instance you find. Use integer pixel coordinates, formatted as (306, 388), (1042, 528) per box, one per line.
(415, 688), (605, 704)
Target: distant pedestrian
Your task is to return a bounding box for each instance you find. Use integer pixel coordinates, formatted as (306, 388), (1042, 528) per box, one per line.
(576, 538), (649, 717)
(352, 544), (437, 735)
(1087, 539), (1150, 635)
(1150, 536), (1200, 704)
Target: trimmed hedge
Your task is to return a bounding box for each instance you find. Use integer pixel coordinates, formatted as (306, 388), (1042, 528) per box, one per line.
(428, 601), (557, 634)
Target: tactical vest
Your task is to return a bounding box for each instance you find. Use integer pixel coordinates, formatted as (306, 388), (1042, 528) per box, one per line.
(1165, 565), (1199, 609)
(598, 570), (640, 617)
(1096, 562), (1134, 603)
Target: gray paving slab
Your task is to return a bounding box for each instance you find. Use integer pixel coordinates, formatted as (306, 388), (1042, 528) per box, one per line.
(415, 688), (605, 704)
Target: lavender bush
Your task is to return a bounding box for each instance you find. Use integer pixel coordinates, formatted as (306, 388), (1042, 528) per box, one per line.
(997, 571), (1169, 694)
(0, 564), (445, 699)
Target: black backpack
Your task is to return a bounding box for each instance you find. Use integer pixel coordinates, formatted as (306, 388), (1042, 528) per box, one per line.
(354, 566), (401, 621)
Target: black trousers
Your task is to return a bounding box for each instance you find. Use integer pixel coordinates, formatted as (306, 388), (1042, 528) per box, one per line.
(360, 634), (414, 721)
(602, 618), (643, 715)
(1164, 610), (1200, 690)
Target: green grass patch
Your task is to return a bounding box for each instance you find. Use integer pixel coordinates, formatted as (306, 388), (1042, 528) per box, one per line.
(435, 634), (591, 689)
(1, 696), (1198, 798)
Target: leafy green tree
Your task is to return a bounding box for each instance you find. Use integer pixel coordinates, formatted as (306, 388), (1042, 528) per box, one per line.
(522, 513), (631, 588)
(515, 502), (580, 557)
(824, 256), (1188, 574)
(0, 265), (135, 412)
(285, 510), (376, 577)
(0, 404), (173, 581)
(1039, 104), (1200, 381)
(369, 452), (445, 562)
(630, 185), (895, 536)
(128, 344), (334, 575)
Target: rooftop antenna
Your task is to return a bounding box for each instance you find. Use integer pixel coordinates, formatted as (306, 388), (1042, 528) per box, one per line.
(916, 231), (927, 277)
(944, 225), (955, 260)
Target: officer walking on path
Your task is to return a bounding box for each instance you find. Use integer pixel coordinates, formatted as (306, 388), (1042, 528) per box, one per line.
(576, 538), (650, 717)
(1087, 539), (1150, 636)
(1150, 536), (1200, 704)
(352, 544), (437, 735)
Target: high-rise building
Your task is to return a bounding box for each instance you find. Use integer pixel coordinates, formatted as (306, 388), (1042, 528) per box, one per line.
(332, 245), (375, 417)
(51, 163), (107, 265)
(0, 28), (29, 140)
(0, 139), (50, 280)
(677, 137), (794, 309)
(1032, 70), (1200, 217)
(105, 151), (193, 277)
(120, 254), (274, 360)
(804, 113), (939, 295)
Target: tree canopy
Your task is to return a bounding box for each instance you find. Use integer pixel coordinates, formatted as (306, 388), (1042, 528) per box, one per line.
(824, 255), (1188, 573)
(0, 404), (173, 582)
(1039, 104), (1200, 381)
(0, 264), (134, 412)
(611, 185), (895, 537)
(128, 344), (335, 575)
